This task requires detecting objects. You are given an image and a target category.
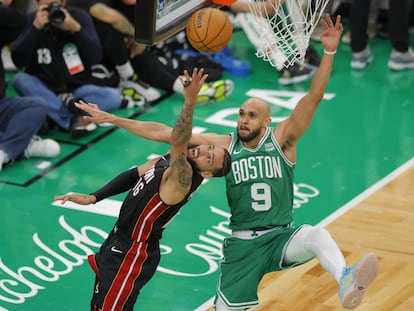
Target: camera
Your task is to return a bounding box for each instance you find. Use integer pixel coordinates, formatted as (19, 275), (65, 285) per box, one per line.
(44, 2), (65, 25)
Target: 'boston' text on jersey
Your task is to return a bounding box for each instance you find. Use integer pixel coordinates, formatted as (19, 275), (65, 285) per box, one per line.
(232, 155), (283, 184)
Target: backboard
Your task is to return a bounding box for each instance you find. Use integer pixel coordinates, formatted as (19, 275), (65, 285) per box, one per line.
(135, 0), (213, 45)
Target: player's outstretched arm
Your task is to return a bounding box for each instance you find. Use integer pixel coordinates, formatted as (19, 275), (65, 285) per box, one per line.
(74, 100), (229, 149)
(75, 100), (173, 143)
(54, 167), (140, 205)
(276, 14), (343, 148)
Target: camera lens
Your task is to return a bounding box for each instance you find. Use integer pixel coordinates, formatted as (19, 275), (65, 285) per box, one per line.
(50, 10), (65, 24)
(47, 3), (65, 25)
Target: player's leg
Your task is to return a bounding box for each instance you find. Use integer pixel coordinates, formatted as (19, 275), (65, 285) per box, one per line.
(215, 296), (244, 311)
(283, 225), (379, 309)
(90, 275), (102, 311)
(283, 225), (346, 281)
(215, 237), (264, 311)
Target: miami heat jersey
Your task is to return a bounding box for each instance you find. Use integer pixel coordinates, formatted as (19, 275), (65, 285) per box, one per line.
(116, 155), (204, 241)
(226, 127), (295, 230)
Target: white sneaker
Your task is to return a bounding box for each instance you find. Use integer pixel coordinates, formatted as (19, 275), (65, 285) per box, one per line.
(351, 47), (374, 70)
(388, 48), (414, 70)
(119, 74), (161, 102)
(0, 149), (10, 171)
(1, 46), (17, 72)
(24, 136), (61, 158)
(70, 116), (97, 139)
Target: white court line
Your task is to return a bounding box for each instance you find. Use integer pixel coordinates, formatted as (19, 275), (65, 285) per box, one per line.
(317, 157), (414, 228)
(194, 157), (414, 311)
(53, 193), (122, 217)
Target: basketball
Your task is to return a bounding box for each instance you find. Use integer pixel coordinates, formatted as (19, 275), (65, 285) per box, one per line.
(186, 8), (233, 54)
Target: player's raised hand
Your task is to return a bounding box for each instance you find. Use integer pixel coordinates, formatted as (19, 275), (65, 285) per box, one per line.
(320, 14), (343, 53)
(179, 68), (208, 105)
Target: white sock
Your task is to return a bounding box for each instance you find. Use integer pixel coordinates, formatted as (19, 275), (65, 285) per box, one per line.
(284, 225), (347, 283)
(115, 61), (135, 80)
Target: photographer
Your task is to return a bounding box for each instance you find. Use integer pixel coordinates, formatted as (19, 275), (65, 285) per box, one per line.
(11, 0), (127, 138)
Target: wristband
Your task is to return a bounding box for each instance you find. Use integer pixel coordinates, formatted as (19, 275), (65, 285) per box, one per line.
(324, 49), (337, 55)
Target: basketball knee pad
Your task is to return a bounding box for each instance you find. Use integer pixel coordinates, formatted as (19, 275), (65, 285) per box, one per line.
(301, 226), (333, 252)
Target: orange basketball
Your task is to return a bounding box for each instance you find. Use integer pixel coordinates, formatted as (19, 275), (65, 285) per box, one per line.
(186, 8), (233, 54)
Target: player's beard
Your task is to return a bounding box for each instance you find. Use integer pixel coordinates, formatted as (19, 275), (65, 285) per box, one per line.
(237, 127), (262, 142)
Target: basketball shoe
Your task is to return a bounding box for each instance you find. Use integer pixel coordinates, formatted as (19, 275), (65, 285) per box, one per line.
(70, 115), (97, 139)
(388, 48), (414, 70)
(120, 91), (145, 108)
(338, 253), (379, 309)
(351, 47), (374, 70)
(24, 135), (61, 159)
(1, 46), (17, 72)
(119, 74), (161, 103)
(304, 45), (321, 67)
(278, 62), (316, 85)
(196, 79), (234, 104)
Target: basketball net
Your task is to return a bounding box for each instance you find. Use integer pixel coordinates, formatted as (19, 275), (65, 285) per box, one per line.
(237, 0), (331, 69)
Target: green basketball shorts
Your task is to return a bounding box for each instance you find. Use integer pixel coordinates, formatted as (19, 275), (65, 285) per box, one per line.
(216, 225), (312, 310)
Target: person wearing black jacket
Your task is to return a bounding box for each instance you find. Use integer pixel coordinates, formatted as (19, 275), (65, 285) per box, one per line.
(66, 0), (161, 103)
(68, 0), (234, 104)
(0, 1), (60, 171)
(11, 0), (128, 138)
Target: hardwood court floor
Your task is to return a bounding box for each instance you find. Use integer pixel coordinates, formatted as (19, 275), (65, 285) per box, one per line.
(206, 161), (414, 311)
(243, 162), (414, 311)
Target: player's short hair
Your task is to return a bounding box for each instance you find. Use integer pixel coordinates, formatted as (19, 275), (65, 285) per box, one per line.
(212, 148), (232, 177)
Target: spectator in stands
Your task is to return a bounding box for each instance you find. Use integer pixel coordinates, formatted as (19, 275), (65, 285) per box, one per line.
(66, 0), (161, 103)
(228, 0), (320, 85)
(350, 0), (414, 70)
(0, 0), (60, 171)
(11, 0), (133, 139)
(104, 0), (234, 104)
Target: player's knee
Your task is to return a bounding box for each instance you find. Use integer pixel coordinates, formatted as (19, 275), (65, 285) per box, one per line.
(215, 298), (229, 311)
(215, 297), (245, 311)
(310, 227), (331, 240)
(303, 226), (334, 249)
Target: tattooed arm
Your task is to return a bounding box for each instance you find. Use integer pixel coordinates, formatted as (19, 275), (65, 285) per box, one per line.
(159, 68), (207, 204)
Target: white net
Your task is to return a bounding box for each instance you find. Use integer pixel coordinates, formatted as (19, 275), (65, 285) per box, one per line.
(240, 0), (331, 68)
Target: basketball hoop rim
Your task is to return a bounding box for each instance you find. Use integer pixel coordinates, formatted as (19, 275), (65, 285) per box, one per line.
(212, 0), (236, 6)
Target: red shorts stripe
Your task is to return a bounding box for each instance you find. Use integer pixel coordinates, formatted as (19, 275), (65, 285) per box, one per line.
(101, 242), (148, 310)
(88, 254), (100, 278)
